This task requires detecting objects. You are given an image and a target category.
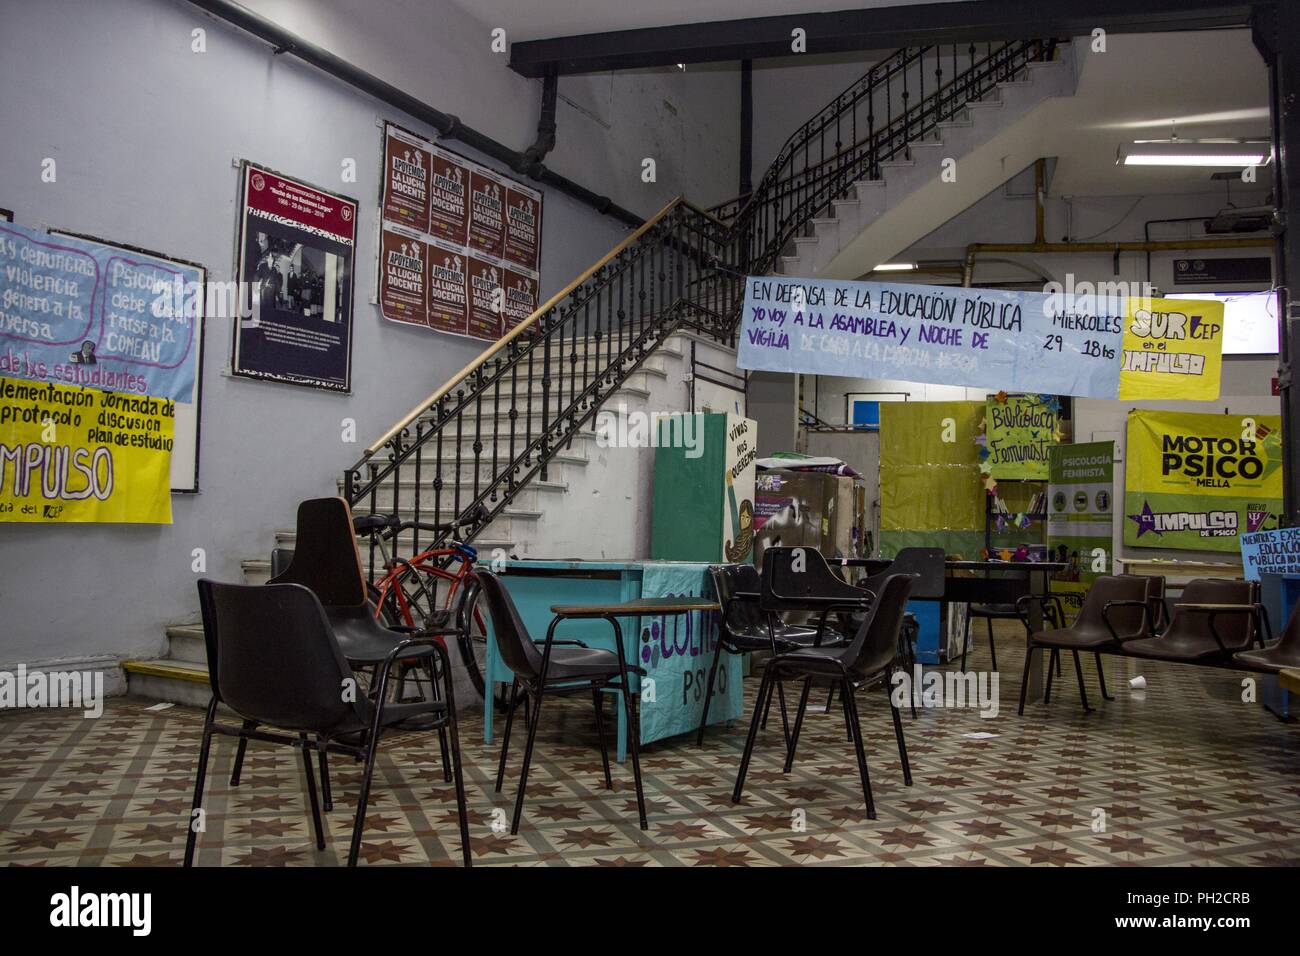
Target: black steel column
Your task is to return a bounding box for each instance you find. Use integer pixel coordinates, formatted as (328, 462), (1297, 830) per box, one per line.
(1259, 1), (1300, 523)
(740, 59), (753, 197)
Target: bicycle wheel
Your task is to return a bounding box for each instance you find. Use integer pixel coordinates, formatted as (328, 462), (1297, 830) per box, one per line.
(455, 603), (489, 700)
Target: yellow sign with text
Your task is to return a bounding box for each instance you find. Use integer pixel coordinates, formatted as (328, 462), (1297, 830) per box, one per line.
(1119, 297), (1225, 401)
(0, 377), (173, 523)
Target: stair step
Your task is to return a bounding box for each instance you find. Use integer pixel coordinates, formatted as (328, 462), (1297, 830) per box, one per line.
(123, 658), (212, 708)
(165, 624), (207, 664)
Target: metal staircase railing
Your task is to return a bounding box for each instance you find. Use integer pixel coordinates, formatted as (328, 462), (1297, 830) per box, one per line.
(342, 37), (1058, 566)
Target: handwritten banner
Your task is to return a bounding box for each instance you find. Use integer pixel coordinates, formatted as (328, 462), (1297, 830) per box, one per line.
(0, 376), (173, 523)
(987, 394), (1057, 479)
(1119, 297), (1225, 400)
(1239, 527), (1300, 582)
(738, 277), (1122, 398)
(0, 223), (201, 402)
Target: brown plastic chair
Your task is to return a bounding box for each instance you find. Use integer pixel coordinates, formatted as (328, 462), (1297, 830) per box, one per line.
(1018, 574), (1152, 714)
(1123, 578), (1258, 664)
(1236, 600), (1300, 673)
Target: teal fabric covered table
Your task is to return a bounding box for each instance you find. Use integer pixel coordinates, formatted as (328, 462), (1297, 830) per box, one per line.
(484, 560), (743, 760)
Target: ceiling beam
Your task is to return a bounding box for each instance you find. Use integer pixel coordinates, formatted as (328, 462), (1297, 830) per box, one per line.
(508, 0), (1259, 77)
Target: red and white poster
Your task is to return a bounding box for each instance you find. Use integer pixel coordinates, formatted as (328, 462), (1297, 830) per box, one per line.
(502, 266), (539, 335)
(428, 144), (470, 247)
(233, 161), (356, 391)
(504, 184), (542, 273)
(378, 122), (541, 343)
(382, 126), (432, 231)
(427, 237), (470, 336)
(466, 254), (504, 340)
(468, 169), (506, 260)
(378, 225), (428, 328)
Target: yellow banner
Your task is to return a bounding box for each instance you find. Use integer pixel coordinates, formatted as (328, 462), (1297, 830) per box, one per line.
(0, 377), (173, 523)
(1119, 297), (1225, 401)
(880, 400), (983, 531)
(1124, 409), (1282, 551)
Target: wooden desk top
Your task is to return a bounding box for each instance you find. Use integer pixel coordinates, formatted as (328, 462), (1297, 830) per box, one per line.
(551, 596), (720, 618)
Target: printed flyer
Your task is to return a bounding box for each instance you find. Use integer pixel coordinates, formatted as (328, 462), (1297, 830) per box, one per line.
(232, 162), (356, 391)
(378, 122), (542, 342)
(1047, 441), (1114, 620)
(1124, 410), (1282, 552)
(0, 376), (173, 524)
(1119, 297), (1225, 400)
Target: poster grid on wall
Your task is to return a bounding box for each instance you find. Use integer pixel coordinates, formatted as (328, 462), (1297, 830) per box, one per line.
(377, 121), (542, 343)
(232, 161), (357, 392)
(49, 230), (206, 493)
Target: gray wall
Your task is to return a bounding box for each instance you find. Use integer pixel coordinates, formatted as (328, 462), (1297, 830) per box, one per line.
(0, 0), (739, 666)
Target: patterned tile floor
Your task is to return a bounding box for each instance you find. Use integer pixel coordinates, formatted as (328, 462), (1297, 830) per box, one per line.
(2, 630), (1298, 866)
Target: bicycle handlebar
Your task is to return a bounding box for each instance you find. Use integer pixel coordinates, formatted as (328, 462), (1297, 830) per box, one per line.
(353, 505), (487, 540)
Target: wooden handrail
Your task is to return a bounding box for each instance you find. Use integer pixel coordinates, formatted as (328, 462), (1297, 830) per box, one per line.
(365, 196), (687, 454)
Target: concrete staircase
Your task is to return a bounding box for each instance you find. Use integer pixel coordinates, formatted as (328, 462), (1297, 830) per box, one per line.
(777, 49), (1077, 280)
(122, 331), (741, 704)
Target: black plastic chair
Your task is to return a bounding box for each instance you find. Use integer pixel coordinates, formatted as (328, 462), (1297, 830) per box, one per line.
(1123, 578), (1259, 664)
(184, 580), (470, 867)
(472, 570), (648, 834)
(732, 573), (915, 819)
(697, 563), (848, 746)
(860, 548), (944, 709)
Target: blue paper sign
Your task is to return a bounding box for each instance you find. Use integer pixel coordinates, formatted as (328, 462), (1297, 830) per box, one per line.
(737, 276), (1123, 399)
(1239, 527), (1300, 582)
(0, 223), (201, 402)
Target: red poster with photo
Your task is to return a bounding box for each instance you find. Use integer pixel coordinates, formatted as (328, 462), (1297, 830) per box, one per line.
(382, 128), (432, 231)
(502, 266), (539, 334)
(466, 253), (505, 340)
(426, 239), (470, 335)
(427, 144), (470, 247)
(468, 170), (506, 259)
(504, 185), (542, 273)
(378, 225), (428, 328)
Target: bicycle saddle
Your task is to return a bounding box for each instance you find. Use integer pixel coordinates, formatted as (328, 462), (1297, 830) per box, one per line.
(353, 513), (399, 534)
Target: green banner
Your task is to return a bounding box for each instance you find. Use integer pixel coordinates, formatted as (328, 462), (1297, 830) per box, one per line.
(986, 394), (1057, 480)
(1048, 442), (1114, 621)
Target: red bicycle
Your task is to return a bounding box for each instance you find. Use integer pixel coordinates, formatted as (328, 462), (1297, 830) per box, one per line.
(353, 508), (492, 699)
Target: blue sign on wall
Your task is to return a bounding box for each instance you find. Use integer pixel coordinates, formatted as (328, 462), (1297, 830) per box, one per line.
(1240, 527), (1300, 582)
(0, 223), (201, 402)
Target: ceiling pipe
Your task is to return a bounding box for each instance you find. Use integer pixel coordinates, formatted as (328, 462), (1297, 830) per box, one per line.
(962, 238), (1275, 286)
(183, 0), (645, 228)
(519, 64), (559, 178)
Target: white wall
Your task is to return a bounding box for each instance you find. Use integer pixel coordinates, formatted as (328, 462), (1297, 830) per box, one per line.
(0, 0), (739, 667)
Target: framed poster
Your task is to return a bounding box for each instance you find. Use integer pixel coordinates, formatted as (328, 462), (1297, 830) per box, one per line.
(378, 122), (542, 343)
(233, 161), (356, 391)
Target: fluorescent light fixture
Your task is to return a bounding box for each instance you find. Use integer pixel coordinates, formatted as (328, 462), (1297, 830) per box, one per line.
(1117, 140), (1270, 167)
(873, 262), (917, 272)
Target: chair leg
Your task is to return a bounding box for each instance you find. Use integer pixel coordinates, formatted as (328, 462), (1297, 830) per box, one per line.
(841, 680), (854, 741)
(183, 697), (218, 867)
(1095, 652), (1113, 700)
(436, 648), (473, 868)
(1055, 649), (1062, 677)
(426, 657), (452, 784)
(495, 677), (520, 793)
(986, 617), (998, 672)
(510, 675), (548, 835)
(843, 680), (876, 819)
(884, 665), (912, 786)
(620, 679), (648, 831)
(317, 735), (333, 812)
(904, 637), (918, 720)
(349, 663), (397, 867)
(783, 677), (814, 773)
(1045, 648), (1057, 704)
(1071, 649), (1092, 713)
(229, 719), (256, 786)
(696, 635), (726, 747)
(732, 666), (776, 803)
(960, 609), (972, 671)
(592, 687), (613, 789)
(300, 734), (326, 852)
(1017, 644), (1033, 716)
